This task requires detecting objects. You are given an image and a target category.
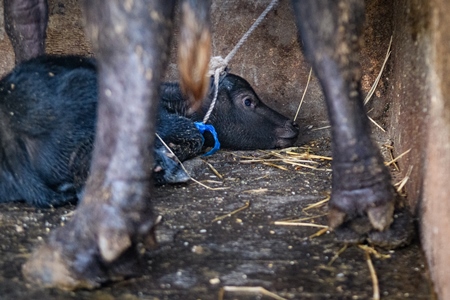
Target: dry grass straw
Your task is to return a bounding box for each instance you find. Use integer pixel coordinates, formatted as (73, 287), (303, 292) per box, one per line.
(219, 286), (287, 300)
(303, 195), (330, 212)
(384, 143), (400, 171)
(294, 67), (313, 122)
(327, 244), (385, 299)
(293, 36), (391, 132)
(311, 125), (331, 132)
(358, 245), (391, 259)
(368, 115), (386, 133)
(382, 145), (413, 194)
(205, 161), (223, 179)
(273, 221), (328, 228)
(274, 196), (330, 234)
(364, 36), (393, 106)
(211, 201), (250, 223)
(277, 213), (328, 223)
(328, 244), (348, 266)
(242, 188), (268, 194)
(364, 35), (393, 133)
(395, 165), (414, 194)
(361, 247), (381, 300)
(155, 133), (228, 191)
(309, 227), (329, 239)
(385, 148), (411, 167)
(236, 146), (332, 172)
(365, 251), (380, 300)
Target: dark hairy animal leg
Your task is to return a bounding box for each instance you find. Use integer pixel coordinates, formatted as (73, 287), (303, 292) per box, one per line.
(22, 0), (175, 289)
(292, 0), (413, 247)
(4, 0), (48, 63)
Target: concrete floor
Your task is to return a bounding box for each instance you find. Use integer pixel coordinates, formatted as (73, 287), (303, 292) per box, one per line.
(0, 133), (433, 299)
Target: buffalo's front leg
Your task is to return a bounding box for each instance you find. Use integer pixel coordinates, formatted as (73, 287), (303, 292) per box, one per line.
(22, 0), (175, 289)
(4, 0), (48, 63)
(292, 0), (412, 247)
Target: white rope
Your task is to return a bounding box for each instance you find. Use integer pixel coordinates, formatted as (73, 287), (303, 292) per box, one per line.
(202, 0), (279, 124)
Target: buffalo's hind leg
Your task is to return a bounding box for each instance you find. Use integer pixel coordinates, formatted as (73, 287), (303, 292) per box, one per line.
(22, 0), (175, 289)
(292, 0), (413, 247)
(4, 0), (48, 63)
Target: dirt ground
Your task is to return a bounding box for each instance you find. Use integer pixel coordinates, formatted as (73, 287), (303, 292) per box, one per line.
(0, 129), (433, 300)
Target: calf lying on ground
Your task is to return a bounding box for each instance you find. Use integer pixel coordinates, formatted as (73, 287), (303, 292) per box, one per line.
(0, 55), (298, 208)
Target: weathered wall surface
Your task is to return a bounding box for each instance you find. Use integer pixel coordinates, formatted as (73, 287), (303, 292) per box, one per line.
(387, 0), (450, 298)
(0, 0), (390, 133)
(0, 1), (91, 74)
(389, 0), (430, 212)
(420, 1), (450, 298)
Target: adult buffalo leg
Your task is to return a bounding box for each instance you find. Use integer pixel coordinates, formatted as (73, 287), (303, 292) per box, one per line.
(22, 0), (175, 290)
(292, 0), (412, 246)
(4, 0), (48, 63)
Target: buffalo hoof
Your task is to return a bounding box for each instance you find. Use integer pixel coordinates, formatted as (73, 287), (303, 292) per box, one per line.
(329, 192), (414, 249)
(22, 184), (157, 290)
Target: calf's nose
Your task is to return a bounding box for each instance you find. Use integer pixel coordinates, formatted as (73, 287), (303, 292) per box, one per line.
(280, 120), (299, 139)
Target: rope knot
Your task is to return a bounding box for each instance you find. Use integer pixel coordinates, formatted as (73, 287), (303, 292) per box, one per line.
(208, 56), (228, 77)
(201, 0), (278, 125)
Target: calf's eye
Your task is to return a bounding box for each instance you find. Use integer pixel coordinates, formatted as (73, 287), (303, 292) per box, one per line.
(244, 98), (252, 107)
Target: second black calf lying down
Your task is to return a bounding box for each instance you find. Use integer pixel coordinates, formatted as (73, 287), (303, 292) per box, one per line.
(0, 55), (299, 208)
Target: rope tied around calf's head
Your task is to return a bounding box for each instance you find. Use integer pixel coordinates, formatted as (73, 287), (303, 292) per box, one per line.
(202, 56), (228, 124)
(202, 0), (279, 125)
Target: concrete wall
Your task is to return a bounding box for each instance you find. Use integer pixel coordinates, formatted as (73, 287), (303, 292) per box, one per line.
(419, 1), (450, 298)
(385, 0), (450, 297)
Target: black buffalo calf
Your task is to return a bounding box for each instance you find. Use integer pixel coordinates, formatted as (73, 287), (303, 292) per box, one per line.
(0, 56), (97, 207)
(0, 55), (298, 208)
(160, 74), (299, 150)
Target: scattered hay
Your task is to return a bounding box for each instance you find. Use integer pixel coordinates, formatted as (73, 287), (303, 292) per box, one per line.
(205, 161), (223, 179)
(219, 286), (287, 300)
(277, 213), (328, 223)
(309, 227), (329, 239)
(358, 245), (391, 260)
(364, 36), (392, 134)
(253, 174), (269, 180)
(328, 244), (348, 266)
(235, 146), (332, 172)
(385, 148), (411, 167)
(242, 188), (268, 194)
(311, 125), (331, 132)
(364, 36), (393, 106)
(362, 248), (381, 300)
(189, 177), (229, 191)
(211, 201), (251, 223)
(273, 221), (328, 228)
(303, 195), (330, 212)
(395, 165), (414, 194)
(274, 196), (329, 237)
(294, 67), (313, 122)
(262, 162), (289, 170)
(202, 180), (223, 184)
(368, 115), (386, 132)
(384, 143), (400, 171)
(155, 133), (229, 191)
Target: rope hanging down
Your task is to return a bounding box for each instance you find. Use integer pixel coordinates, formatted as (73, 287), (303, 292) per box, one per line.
(202, 0), (279, 124)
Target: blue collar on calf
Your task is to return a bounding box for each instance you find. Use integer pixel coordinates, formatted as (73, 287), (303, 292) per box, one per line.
(194, 122), (220, 156)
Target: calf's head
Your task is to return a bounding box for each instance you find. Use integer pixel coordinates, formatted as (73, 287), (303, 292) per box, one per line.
(192, 73), (299, 150)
